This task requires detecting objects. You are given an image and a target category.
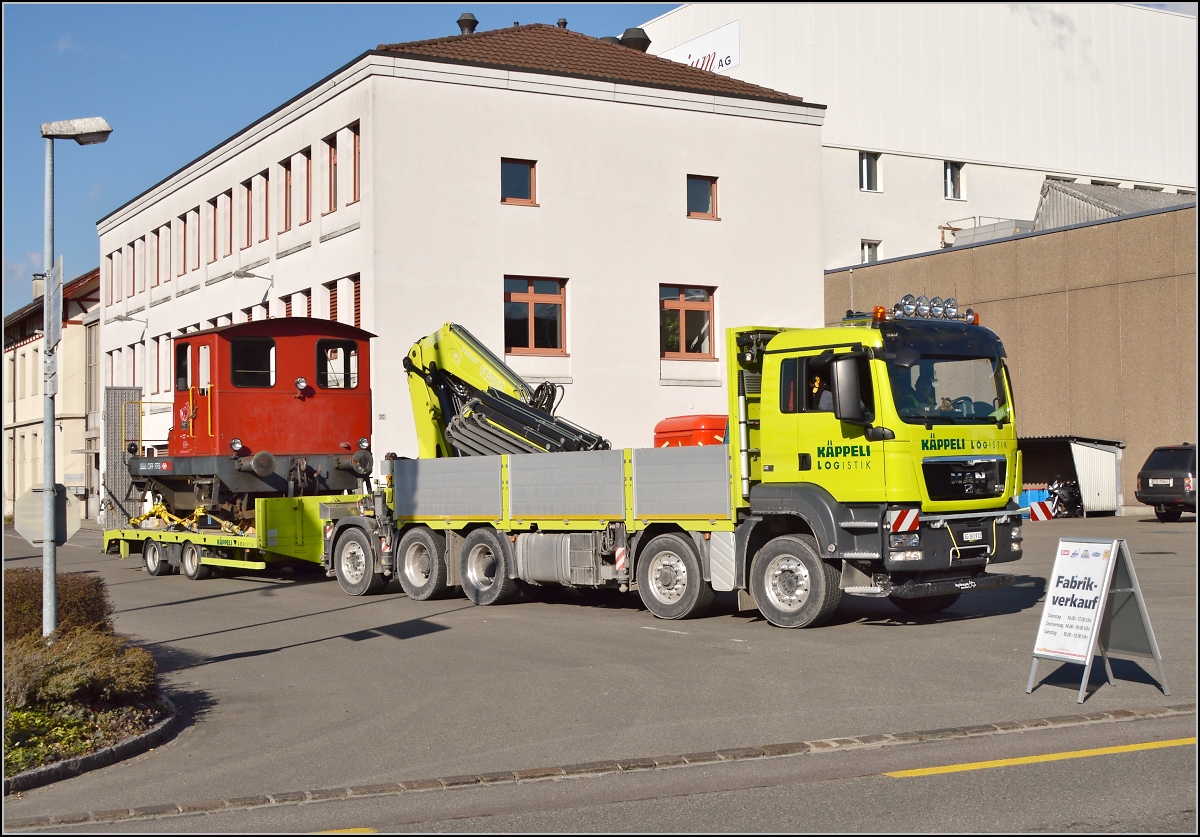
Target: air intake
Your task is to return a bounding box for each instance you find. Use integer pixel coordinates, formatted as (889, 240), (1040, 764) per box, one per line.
(618, 27), (651, 52)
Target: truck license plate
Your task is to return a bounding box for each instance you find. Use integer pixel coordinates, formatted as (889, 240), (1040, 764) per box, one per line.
(1149, 478), (1172, 486)
(963, 531), (983, 543)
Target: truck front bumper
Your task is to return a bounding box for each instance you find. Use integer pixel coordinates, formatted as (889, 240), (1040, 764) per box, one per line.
(886, 571), (1015, 599)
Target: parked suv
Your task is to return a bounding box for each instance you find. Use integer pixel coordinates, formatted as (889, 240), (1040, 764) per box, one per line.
(1135, 444), (1196, 522)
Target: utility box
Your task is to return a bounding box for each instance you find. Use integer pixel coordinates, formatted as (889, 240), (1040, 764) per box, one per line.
(653, 415), (728, 448)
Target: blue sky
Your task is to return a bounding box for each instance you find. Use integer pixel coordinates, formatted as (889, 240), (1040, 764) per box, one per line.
(1, 4), (676, 316)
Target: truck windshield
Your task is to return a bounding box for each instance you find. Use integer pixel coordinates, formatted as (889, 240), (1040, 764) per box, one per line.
(887, 356), (1009, 424)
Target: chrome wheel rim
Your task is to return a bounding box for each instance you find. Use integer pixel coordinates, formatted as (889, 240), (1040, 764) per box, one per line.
(403, 541), (432, 587)
(765, 554), (811, 612)
(646, 551), (687, 605)
(465, 543), (497, 592)
(340, 539), (367, 585)
(144, 542), (161, 572)
(182, 544), (199, 575)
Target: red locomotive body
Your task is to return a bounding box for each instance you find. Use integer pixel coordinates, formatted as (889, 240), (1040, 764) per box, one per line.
(130, 318), (374, 526)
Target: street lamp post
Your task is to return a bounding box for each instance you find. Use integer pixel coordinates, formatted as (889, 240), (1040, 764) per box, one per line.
(231, 268), (275, 305)
(40, 116), (112, 637)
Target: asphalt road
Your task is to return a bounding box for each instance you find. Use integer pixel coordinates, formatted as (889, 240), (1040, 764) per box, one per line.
(2, 511), (1196, 832)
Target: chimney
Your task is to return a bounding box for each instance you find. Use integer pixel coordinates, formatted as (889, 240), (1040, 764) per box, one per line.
(457, 13), (478, 35)
(32, 274), (44, 299)
(618, 27), (651, 52)
(557, 18), (567, 29)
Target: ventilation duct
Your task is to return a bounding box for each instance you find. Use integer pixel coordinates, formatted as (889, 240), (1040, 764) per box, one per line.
(457, 13), (478, 35)
(619, 27), (651, 52)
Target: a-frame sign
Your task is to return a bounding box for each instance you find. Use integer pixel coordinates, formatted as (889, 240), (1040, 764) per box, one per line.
(1027, 538), (1169, 704)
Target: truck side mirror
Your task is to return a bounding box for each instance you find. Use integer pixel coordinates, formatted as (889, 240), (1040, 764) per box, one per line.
(832, 355), (866, 425)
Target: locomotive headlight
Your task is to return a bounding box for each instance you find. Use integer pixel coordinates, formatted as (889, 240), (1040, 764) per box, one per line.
(358, 437), (370, 450)
(295, 377), (307, 391)
(230, 438), (244, 452)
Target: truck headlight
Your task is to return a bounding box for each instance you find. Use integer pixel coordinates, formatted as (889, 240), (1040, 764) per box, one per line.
(890, 533), (920, 548)
(890, 550), (923, 562)
(1010, 525), (1022, 540)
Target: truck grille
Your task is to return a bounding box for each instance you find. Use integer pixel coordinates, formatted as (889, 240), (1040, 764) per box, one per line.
(923, 457), (1007, 501)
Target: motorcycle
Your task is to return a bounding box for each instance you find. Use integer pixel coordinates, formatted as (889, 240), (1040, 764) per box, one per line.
(1048, 475), (1084, 518)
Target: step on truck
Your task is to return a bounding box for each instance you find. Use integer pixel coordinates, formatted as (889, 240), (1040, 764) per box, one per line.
(325, 297), (1024, 627)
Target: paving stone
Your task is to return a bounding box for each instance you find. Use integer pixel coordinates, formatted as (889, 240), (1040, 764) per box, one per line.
(91, 809), (135, 821)
(397, 778), (443, 791)
(760, 742), (812, 757)
(852, 734), (893, 745)
(268, 791), (308, 804)
(617, 758), (658, 771)
(225, 795), (271, 808)
(652, 754), (689, 767)
(129, 804), (181, 817)
(513, 766), (565, 781)
(307, 788), (350, 800)
(561, 761), (620, 776)
(680, 751), (722, 764)
(439, 774), (482, 788)
(178, 799), (228, 813)
(347, 783), (404, 796)
(716, 747), (766, 761)
(47, 811), (91, 824)
(477, 771), (518, 785)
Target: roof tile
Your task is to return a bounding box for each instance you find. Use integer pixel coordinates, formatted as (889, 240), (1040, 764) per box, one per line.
(377, 24), (811, 107)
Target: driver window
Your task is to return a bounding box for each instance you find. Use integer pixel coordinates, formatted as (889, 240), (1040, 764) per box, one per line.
(175, 343), (191, 392)
(780, 356), (834, 413)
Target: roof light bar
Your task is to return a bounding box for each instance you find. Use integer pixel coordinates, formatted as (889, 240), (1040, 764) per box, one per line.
(874, 293), (979, 324)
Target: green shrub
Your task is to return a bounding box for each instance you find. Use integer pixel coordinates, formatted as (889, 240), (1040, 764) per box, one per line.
(3, 568), (114, 641)
(3, 629), (157, 709)
(4, 707), (94, 775)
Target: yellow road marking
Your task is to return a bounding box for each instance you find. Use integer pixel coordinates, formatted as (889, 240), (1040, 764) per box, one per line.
(313, 830), (377, 834)
(886, 737), (1196, 778)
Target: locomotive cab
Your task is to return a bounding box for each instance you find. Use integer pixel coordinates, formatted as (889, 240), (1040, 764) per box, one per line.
(129, 318), (374, 528)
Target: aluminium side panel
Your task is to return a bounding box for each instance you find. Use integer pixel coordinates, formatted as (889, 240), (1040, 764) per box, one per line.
(509, 450), (625, 519)
(391, 457), (503, 519)
(632, 445), (732, 519)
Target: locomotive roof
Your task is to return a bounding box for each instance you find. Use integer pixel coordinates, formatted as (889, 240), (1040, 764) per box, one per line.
(175, 317), (376, 341)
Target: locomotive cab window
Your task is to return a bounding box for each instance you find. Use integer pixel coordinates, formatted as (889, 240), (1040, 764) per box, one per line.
(175, 343), (191, 391)
(317, 339), (358, 389)
(230, 338), (276, 388)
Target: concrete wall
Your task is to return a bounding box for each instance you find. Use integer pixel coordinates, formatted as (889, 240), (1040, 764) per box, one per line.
(824, 205), (1197, 510)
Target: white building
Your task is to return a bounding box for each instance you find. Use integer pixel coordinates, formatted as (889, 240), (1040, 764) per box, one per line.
(642, 3), (1197, 267)
(97, 21), (827, 485)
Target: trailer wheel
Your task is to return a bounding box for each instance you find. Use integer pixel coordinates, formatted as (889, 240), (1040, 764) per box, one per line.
(889, 593), (960, 614)
(459, 528), (519, 606)
(181, 542), (213, 581)
(143, 540), (173, 577)
(636, 533), (716, 620)
(335, 527), (388, 596)
(749, 535), (841, 628)
(396, 527), (450, 601)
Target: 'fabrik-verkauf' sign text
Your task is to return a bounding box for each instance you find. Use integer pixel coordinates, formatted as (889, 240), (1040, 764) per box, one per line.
(1031, 541), (1115, 663)
(658, 20), (740, 75)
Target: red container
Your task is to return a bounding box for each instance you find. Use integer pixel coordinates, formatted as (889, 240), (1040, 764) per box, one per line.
(653, 415), (728, 448)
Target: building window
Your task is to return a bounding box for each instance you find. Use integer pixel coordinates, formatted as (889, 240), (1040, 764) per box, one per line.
(500, 158), (536, 205)
(223, 190), (233, 256)
(351, 275), (361, 328)
(259, 170), (270, 241)
(659, 286), (715, 358)
(861, 240), (880, 264)
(859, 152), (880, 192)
(125, 245), (135, 297)
(284, 296), (293, 318)
(189, 208), (200, 271)
(944, 162), (963, 200)
(324, 134), (338, 213)
(686, 175), (718, 219)
(242, 178), (253, 249)
(302, 147), (312, 223)
(281, 157), (292, 232)
(159, 223), (172, 283)
(32, 348), (39, 396)
(325, 280), (338, 322)
(504, 276), (566, 355)
(300, 288), (312, 317)
(86, 323), (99, 413)
(107, 251), (119, 303)
(350, 122), (360, 204)
(208, 198), (220, 263)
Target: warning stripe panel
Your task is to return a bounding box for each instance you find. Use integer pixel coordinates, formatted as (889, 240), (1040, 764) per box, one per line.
(889, 508), (920, 533)
(1029, 501), (1053, 521)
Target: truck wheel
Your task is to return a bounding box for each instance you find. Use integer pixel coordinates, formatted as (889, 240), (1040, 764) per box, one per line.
(143, 540), (172, 577)
(1155, 506), (1182, 523)
(889, 593), (960, 614)
(459, 529), (519, 606)
(396, 527), (450, 600)
(335, 527), (388, 596)
(181, 542), (213, 581)
(636, 533), (716, 620)
(749, 535), (841, 628)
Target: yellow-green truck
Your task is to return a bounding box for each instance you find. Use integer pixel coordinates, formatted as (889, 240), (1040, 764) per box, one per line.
(324, 300), (1024, 628)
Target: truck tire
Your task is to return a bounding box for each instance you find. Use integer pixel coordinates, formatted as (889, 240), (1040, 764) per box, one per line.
(396, 527), (450, 601)
(636, 533), (716, 620)
(335, 527), (388, 596)
(143, 539), (172, 577)
(180, 542), (213, 581)
(459, 528), (519, 606)
(749, 535), (841, 628)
